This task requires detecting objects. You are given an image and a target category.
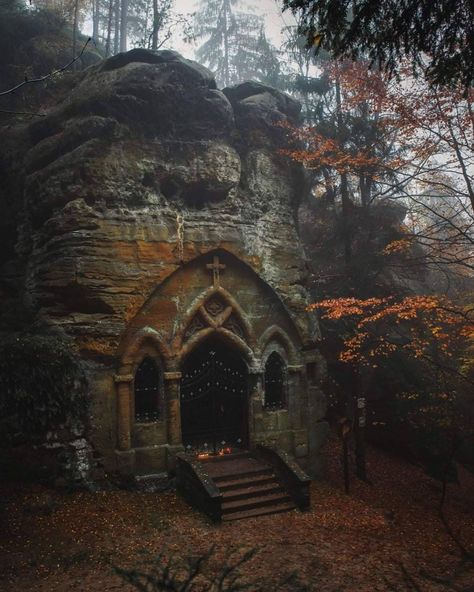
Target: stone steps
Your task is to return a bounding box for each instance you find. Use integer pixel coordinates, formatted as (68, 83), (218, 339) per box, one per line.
(213, 466), (274, 483)
(222, 501), (296, 522)
(220, 481), (284, 502)
(222, 491), (293, 514)
(218, 473), (276, 491)
(200, 452), (297, 521)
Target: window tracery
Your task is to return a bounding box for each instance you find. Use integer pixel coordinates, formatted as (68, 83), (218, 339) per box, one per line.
(183, 292), (247, 343)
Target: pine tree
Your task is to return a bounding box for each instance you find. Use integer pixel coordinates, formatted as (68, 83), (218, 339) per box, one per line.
(194, 0), (281, 88)
(283, 0), (474, 87)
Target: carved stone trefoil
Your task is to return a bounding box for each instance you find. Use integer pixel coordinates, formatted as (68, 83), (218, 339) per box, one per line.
(184, 313), (206, 341)
(222, 314), (245, 339)
(205, 296), (226, 317)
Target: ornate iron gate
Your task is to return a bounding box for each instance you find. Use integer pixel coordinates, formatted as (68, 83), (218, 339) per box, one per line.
(180, 346), (248, 453)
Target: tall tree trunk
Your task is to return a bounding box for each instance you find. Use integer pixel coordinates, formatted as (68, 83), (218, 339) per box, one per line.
(223, 0), (230, 87)
(359, 175), (372, 208)
(119, 0), (128, 52)
(340, 172), (351, 265)
(105, 0), (114, 56)
(143, 0), (151, 48)
(343, 436), (350, 493)
(359, 101), (372, 208)
(72, 0), (79, 69)
(92, 0), (100, 41)
(151, 0), (158, 50)
(335, 65), (352, 265)
(114, 0), (120, 54)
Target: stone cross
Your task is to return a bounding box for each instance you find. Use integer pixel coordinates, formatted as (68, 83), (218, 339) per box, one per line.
(206, 255), (226, 288)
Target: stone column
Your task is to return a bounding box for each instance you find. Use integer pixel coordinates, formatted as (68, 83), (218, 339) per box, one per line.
(164, 371), (182, 446)
(114, 373), (133, 451)
(247, 365), (263, 449)
(304, 350), (330, 478)
(287, 365), (305, 429)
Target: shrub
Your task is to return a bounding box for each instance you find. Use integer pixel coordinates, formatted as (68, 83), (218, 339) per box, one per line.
(0, 332), (88, 442)
(116, 546), (309, 591)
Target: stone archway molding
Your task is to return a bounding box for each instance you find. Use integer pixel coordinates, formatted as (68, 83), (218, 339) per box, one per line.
(119, 326), (172, 370)
(179, 326), (258, 370)
(257, 324), (299, 368)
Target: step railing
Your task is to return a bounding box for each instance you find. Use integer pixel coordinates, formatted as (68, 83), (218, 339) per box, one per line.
(255, 444), (311, 511)
(175, 452), (222, 521)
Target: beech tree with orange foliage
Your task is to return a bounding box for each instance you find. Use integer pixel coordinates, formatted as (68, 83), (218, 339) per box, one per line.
(282, 59), (402, 271)
(283, 59), (411, 482)
(379, 70), (474, 284)
(283, 57), (474, 487)
(313, 294), (474, 485)
(312, 296), (473, 376)
(284, 60), (474, 282)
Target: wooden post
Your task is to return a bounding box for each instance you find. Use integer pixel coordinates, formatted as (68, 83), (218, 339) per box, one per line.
(338, 417), (352, 494)
(355, 396), (367, 481)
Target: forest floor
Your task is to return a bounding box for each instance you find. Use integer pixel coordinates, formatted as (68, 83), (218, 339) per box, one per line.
(1, 439), (473, 592)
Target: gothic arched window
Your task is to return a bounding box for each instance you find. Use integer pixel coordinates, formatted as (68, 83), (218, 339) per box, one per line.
(134, 357), (160, 422)
(264, 352), (286, 410)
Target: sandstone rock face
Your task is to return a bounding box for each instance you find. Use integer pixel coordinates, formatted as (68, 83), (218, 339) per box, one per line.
(0, 50), (326, 477)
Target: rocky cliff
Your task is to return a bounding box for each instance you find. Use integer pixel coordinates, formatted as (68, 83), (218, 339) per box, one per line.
(0, 48), (317, 360)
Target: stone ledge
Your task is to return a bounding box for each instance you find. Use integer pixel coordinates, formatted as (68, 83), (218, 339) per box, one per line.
(114, 374), (134, 383)
(287, 365), (305, 373)
(114, 448), (136, 474)
(164, 371), (182, 380)
(303, 350), (321, 363)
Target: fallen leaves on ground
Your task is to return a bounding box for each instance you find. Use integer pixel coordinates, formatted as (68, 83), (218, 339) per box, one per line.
(0, 439), (473, 591)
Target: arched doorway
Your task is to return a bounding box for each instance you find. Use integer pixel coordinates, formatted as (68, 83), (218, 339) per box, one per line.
(180, 336), (248, 453)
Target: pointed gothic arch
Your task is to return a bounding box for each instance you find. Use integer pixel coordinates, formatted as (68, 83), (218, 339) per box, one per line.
(119, 326), (171, 369)
(258, 325), (298, 366)
(115, 327), (169, 453)
(179, 326), (257, 368)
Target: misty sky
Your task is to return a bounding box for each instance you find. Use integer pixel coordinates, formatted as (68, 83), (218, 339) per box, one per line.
(81, 0), (298, 72)
(82, 0), (297, 60)
(173, 0), (296, 58)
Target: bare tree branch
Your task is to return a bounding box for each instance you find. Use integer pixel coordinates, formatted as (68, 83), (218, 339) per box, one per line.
(0, 37), (92, 99)
(0, 109), (46, 117)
